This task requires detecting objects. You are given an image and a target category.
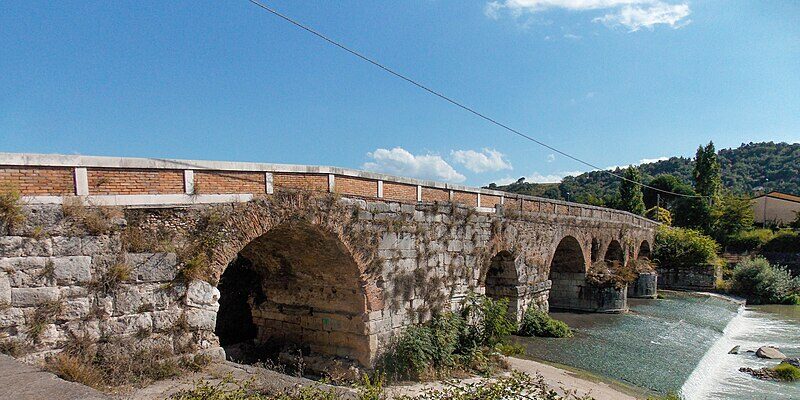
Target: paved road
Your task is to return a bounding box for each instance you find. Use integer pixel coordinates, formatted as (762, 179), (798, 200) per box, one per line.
(0, 354), (108, 400)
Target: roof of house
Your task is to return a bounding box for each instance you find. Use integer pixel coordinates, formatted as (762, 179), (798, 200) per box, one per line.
(754, 191), (800, 204)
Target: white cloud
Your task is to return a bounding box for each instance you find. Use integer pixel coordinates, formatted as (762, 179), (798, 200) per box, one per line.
(486, 0), (691, 32)
(451, 148), (513, 173)
(546, 154), (556, 162)
(492, 170), (585, 185)
(363, 147), (466, 183)
(605, 156), (669, 170)
(563, 33), (582, 40)
(593, 2), (690, 31)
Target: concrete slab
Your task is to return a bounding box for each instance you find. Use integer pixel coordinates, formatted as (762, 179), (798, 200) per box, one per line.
(0, 354), (108, 400)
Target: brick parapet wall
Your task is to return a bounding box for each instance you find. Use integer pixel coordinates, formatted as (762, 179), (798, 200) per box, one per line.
(0, 153), (657, 230)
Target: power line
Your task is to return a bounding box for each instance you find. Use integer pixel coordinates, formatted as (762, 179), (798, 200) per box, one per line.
(245, 0), (708, 200)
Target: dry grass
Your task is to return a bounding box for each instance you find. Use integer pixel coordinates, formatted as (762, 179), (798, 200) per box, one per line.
(61, 197), (120, 235)
(0, 184), (26, 232)
(0, 337), (32, 357)
(27, 300), (64, 343)
(46, 352), (105, 389)
(89, 262), (131, 294)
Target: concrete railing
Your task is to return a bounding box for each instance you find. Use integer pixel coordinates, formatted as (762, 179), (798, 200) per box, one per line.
(0, 152), (657, 228)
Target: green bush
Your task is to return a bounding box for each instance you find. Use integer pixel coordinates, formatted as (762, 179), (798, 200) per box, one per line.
(730, 257), (800, 305)
(518, 308), (573, 338)
(773, 362), (800, 382)
(763, 230), (800, 253)
(653, 226), (720, 268)
(381, 295), (517, 381)
(726, 229), (774, 251)
(645, 206), (672, 225)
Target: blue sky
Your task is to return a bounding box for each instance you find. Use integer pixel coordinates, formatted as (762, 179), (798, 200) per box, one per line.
(1, 1), (798, 186)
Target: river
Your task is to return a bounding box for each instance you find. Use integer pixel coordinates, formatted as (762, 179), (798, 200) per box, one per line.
(514, 291), (800, 399)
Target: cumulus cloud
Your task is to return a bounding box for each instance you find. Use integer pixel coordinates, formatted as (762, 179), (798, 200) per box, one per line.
(363, 147), (466, 183)
(451, 148), (513, 173)
(492, 170), (585, 185)
(486, 0), (691, 32)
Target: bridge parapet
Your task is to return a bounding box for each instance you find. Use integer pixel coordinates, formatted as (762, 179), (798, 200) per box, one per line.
(0, 153), (656, 229)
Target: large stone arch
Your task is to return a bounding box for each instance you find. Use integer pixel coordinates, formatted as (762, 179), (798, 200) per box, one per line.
(547, 235), (587, 311)
(483, 250), (525, 321)
(204, 195), (383, 367)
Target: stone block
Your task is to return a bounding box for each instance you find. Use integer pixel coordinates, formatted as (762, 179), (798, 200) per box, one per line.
(81, 235), (120, 256)
(11, 287), (59, 307)
(51, 236), (82, 256)
(151, 308), (182, 332)
(0, 273), (10, 305)
(185, 308), (217, 331)
(185, 280), (220, 311)
(102, 313), (152, 336)
(114, 284), (172, 316)
(0, 307), (25, 328)
(126, 253), (178, 282)
(60, 298), (92, 320)
(52, 256), (92, 284)
(0, 256), (48, 272)
(0, 237), (52, 257)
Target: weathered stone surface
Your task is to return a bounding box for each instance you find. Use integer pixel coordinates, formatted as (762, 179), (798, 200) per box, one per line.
(0, 307), (25, 328)
(185, 280), (220, 310)
(784, 357), (800, 368)
(60, 298), (92, 320)
(81, 235), (119, 256)
(52, 256), (92, 284)
(11, 287), (59, 307)
(126, 253), (178, 282)
(756, 346), (786, 359)
(50, 237), (81, 256)
(0, 237), (52, 257)
(0, 257), (48, 272)
(101, 314), (152, 336)
(0, 273), (10, 305)
(185, 308), (217, 331)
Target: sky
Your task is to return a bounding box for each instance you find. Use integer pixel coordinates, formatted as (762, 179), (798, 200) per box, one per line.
(1, 1), (799, 187)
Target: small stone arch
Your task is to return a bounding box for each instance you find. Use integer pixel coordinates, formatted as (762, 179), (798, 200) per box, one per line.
(484, 250), (524, 321)
(604, 239), (625, 264)
(548, 236), (587, 311)
(637, 240), (651, 260)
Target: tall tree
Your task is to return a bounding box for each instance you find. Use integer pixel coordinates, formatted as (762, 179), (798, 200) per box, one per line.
(693, 141), (722, 204)
(619, 166), (646, 215)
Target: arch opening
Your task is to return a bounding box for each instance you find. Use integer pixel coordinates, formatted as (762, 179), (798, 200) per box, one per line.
(214, 220), (370, 367)
(604, 240), (625, 264)
(548, 236), (586, 311)
(484, 251), (522, 321)
(638, 241), (651, 260)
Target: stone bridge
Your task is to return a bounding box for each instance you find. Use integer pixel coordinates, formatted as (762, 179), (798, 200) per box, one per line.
(0, 153), (656, 368)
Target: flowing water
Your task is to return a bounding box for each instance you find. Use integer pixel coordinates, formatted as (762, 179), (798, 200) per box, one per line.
(515, 291), (800, 399)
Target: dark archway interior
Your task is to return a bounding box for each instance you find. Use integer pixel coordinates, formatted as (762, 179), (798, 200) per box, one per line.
(590, 238), (600, 263)
(485, 251), (520, 319)
(548, 236), (586, 310)
(215, 255), (262, 347)
(214, 219), (370, 366)
(638, 241), (651, 260)
(604, 240), (624, 263)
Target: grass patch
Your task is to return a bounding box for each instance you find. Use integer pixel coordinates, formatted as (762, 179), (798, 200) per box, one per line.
(773, 362), (800, 382)
(61, 197), (119, 235)
(518, 308), (573, 338)
(27, 300), (64, 343)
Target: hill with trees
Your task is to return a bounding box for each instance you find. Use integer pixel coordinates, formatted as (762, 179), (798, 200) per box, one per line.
(488, 141), (800, 207)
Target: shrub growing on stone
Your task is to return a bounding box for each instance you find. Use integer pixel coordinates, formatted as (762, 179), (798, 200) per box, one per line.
(653, 226), (720, 268)
(381, 295), (517, 381)
(518, 308), (572, 338)
(730, 257), (800, 305)
(773, 362), (800, 382)
(0, 185), (25, 233)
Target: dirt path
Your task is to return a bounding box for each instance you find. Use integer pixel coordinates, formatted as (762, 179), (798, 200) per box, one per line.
(121, 357), (643, 400)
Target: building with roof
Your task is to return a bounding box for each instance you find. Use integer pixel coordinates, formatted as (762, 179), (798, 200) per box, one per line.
(752, 191), (800, 226)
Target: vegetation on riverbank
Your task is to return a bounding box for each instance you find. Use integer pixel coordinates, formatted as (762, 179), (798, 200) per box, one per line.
(518, 308), (572, 338)
(379, 294), (517, 381)
(729, 257), (800, 305)
(170, 371), (600, 400)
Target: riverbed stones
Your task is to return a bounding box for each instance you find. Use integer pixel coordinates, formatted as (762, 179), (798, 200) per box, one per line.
(728, 345), (740, 354)
(755, 346), (786, 359)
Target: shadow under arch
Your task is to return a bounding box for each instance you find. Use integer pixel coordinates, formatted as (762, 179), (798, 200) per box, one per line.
(548, 236), (587, 311)
(604, 240), (625, 263)
(638, 240), (651, 260)
(484, 250), (523, 321)
(214, 219), (371, 366)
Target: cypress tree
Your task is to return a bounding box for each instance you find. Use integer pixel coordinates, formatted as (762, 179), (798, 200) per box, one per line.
(693, 141), (722, 204)
(619, 165), (646, 215)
